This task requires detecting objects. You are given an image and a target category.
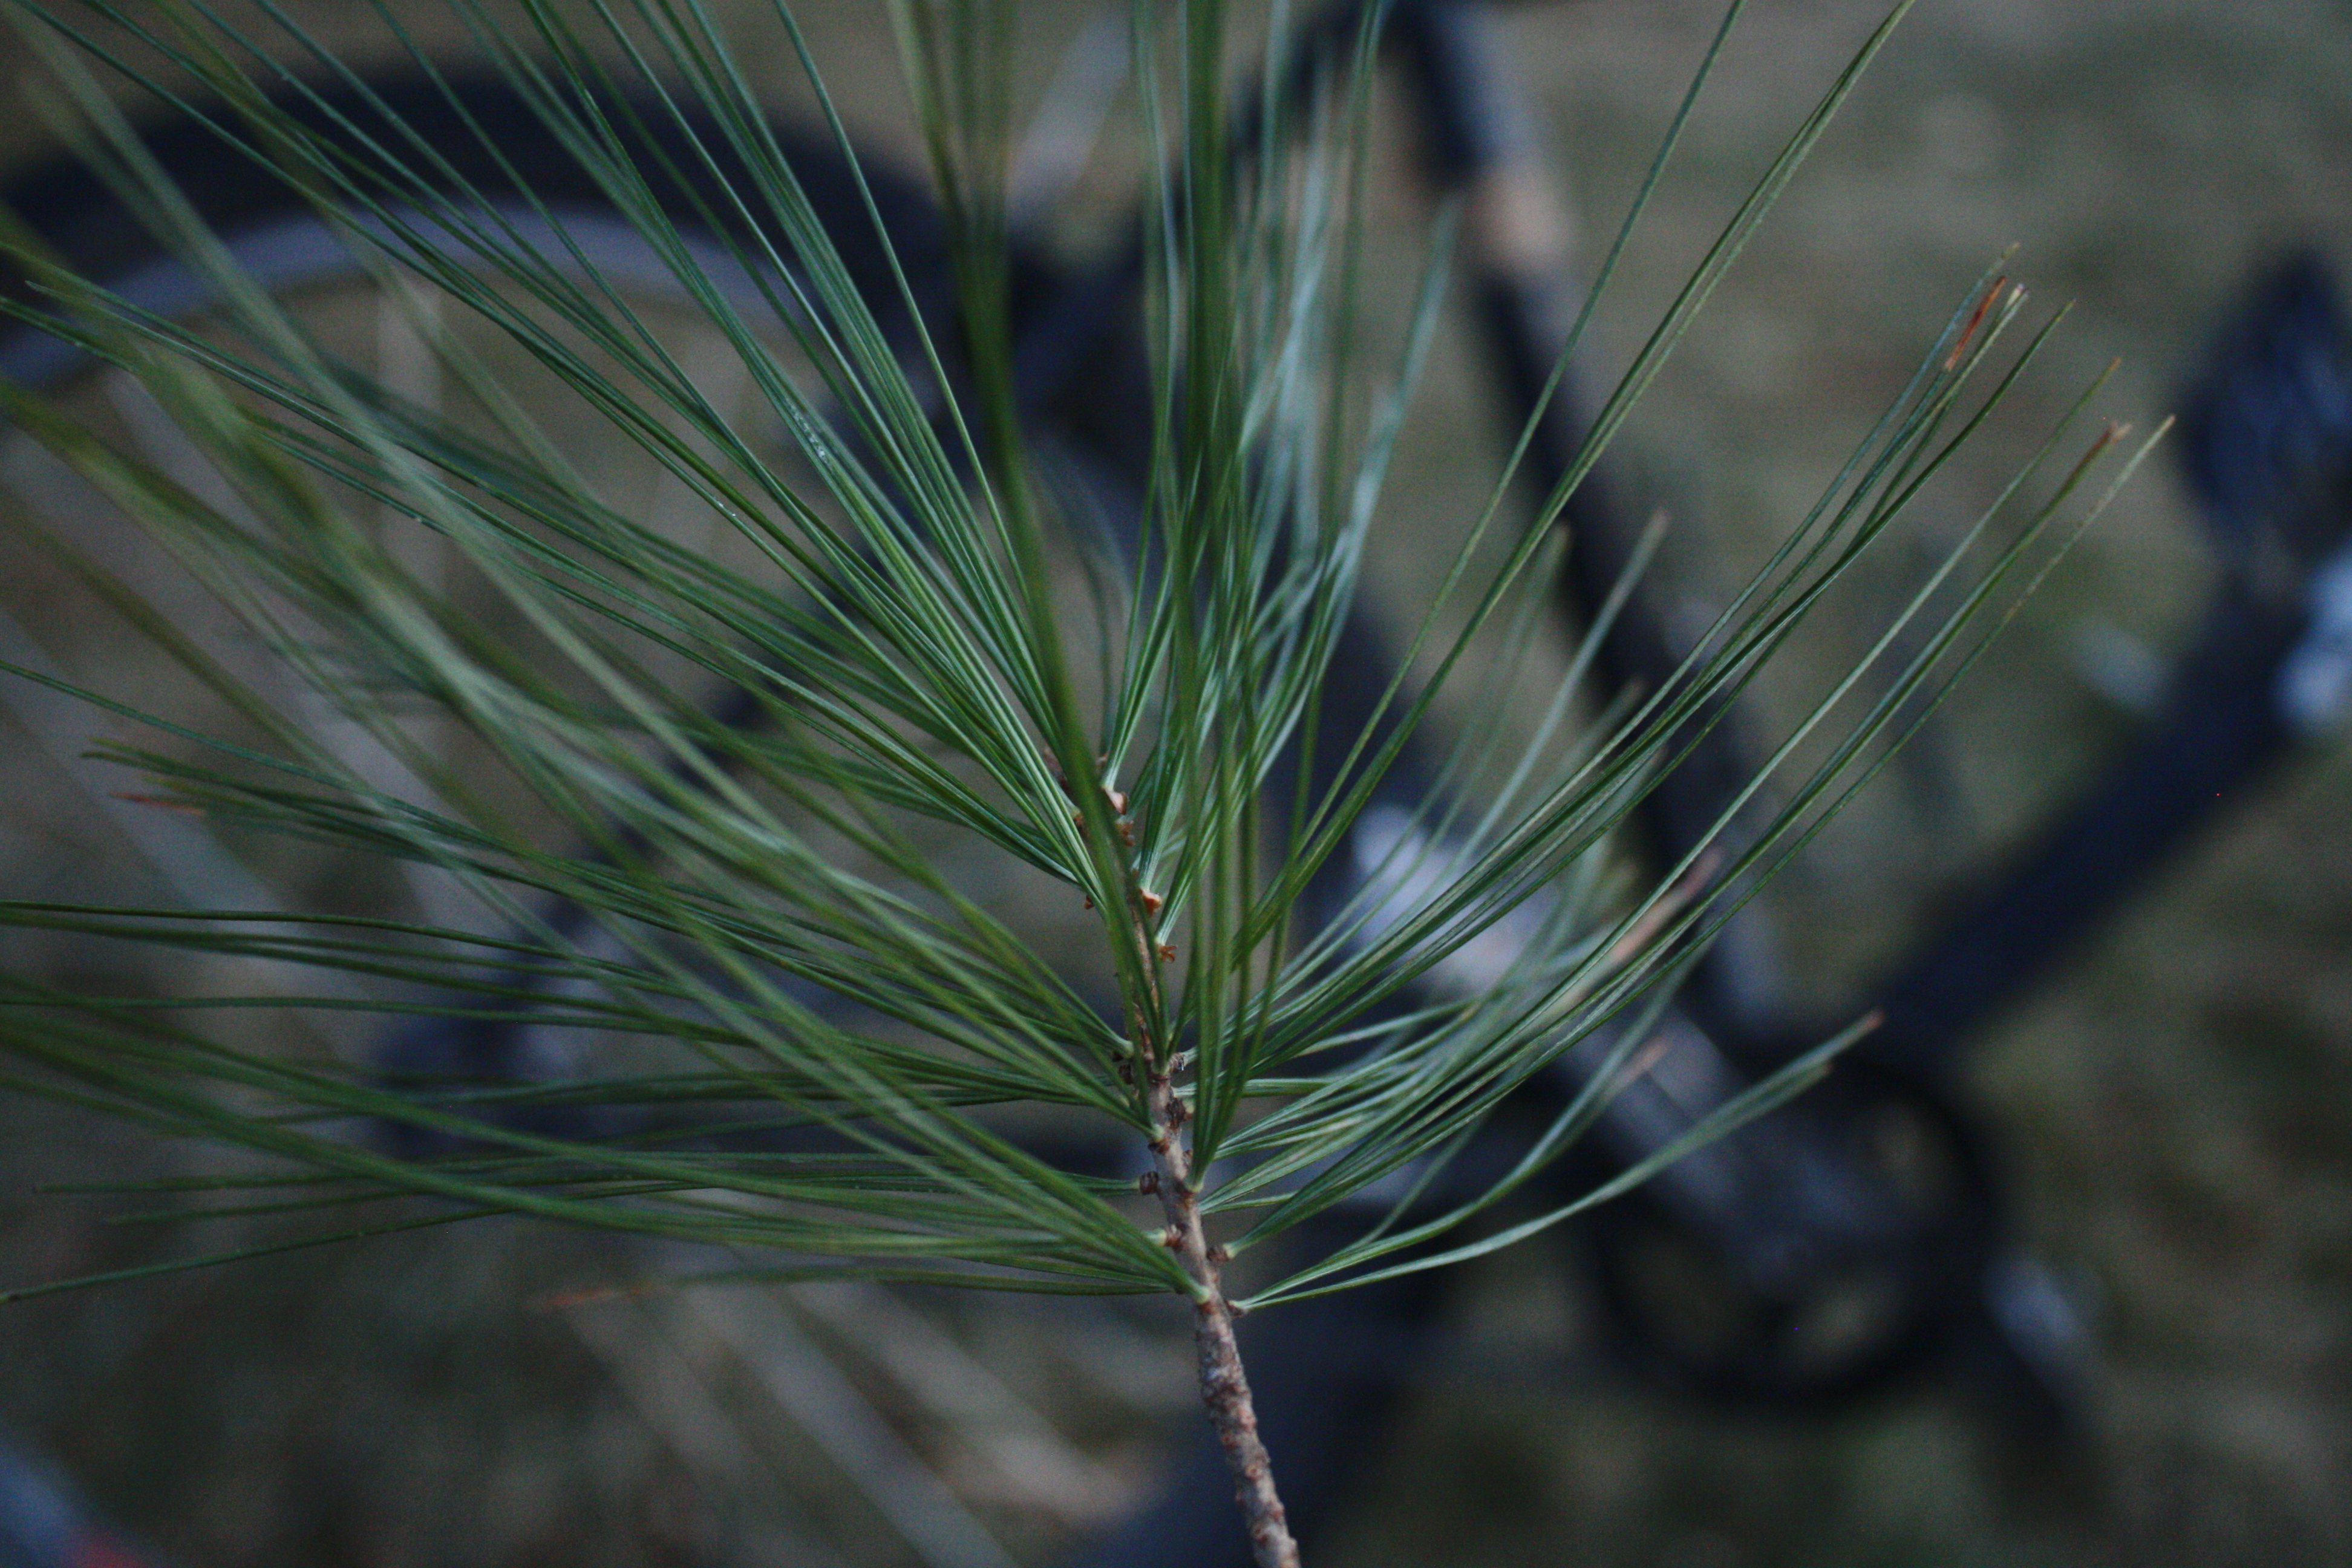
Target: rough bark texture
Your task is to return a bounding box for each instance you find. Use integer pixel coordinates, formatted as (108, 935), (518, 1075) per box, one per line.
(1146, 1068), (1301, 1568)
(1078, 760), (1299, 1567)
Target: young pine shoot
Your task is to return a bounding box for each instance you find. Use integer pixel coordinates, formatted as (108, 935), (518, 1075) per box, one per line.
(0, 1), (2160, 1562)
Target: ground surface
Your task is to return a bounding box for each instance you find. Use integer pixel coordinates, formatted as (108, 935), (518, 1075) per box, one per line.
(0, 1), (2348, 1565)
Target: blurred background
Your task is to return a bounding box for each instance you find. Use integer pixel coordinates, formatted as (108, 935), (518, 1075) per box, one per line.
(0, 1), (2347, 1564)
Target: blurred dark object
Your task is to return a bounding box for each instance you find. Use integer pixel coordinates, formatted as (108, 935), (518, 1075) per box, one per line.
(0, 1428), (167, 1568)
(1867, 250), (2352, 1082)
(1584, 250), (2352, 1421)
(2180, 252), (2352, 582)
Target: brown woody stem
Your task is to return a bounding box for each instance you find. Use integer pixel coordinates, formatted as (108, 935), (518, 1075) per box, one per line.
(1145, 1067), (1299, 1568)
(1077, 765), (1295, 1564)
